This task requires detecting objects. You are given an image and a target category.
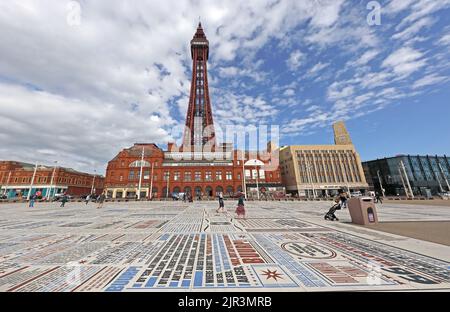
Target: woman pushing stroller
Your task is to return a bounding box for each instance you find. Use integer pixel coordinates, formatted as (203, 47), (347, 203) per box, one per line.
(324, 190), (349, 221)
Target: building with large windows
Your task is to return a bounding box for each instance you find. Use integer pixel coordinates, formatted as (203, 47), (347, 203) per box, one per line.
(104, 23), (284, 199)
(280, 122), (368, 197)
(363, 155), (450, 197)
(104, 142), (283, 199)
(0, 161), (104, 199)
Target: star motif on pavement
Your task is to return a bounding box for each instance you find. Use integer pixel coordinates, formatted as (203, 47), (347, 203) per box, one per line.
(261, 269), (283, 281)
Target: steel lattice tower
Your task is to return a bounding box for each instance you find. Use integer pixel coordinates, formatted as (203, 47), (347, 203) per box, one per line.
(182, 23), (216, 151)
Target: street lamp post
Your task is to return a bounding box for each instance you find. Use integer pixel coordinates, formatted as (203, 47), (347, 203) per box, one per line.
(305, 159), (316, 199)
(242, 151), (247, 199)
(149, 162), (155, 200)
(137, 147), (145, 200)
(255, 165), (260, 200)
(338, 155), (350, 196)
(377, 170), (385, 197)
(27, 163), (38, 201)
(3, 171), (11, 197)
(244, 159), (265, 200)
(166, 172), (170, 199)
(90, 169), (97, 195)
(47, 161), (58, 201)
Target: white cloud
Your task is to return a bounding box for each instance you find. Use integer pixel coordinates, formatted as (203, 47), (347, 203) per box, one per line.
(0, 83), (171, 173)
(213, 90), (277, 127)
(385, 0), (418, 15)
(412, 74), (448, 89)
(353, 50), (380, 66)
(382, 47), (426, 76)
(283, 89), (296, 97)
(392, 16), (435, 41)
(307, 62), (330, 75)
(327, 82), (355, 100)
(398, 0), (450, 27)
(1, 0), (449, 168)
(438, 34), (450, 45)
(286, 50), (305, 71)
(309, 0), (345, 27)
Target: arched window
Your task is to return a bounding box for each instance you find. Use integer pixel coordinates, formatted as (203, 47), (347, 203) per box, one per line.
(195, 187), (202, 196)
(184, 186), (192, 194)
(205, 186), (213, 197)
(129, 160), (151, 168)
(173, 187), (181, 194)
(226, 186), (234, 195)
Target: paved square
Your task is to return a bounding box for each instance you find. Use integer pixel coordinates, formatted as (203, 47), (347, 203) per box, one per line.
(0, 200), (449, 292)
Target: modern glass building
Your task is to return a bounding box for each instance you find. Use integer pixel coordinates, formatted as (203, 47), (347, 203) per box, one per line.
(363, 155), (450, 197)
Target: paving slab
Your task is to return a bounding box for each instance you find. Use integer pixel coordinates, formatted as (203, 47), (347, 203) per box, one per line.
(0, 201), (448, 292)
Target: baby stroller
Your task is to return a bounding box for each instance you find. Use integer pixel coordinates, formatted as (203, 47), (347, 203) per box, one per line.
(324, 201), (341, 221)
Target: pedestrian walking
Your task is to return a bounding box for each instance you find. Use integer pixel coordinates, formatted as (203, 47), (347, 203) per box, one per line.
(235, 193), (246, 219)
(97, 193), (106, 209)
(338, 190), (349, 209)
(85, 194), (91, 205)
(60, 194), (68, 207)
(29, 194), (36, 208)
(216, 192), (225, 213)
(376, 192), (383, 204)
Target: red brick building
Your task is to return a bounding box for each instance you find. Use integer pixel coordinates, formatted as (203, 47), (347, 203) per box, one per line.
(104, 24), (284, 199)
(0, 161), (104, 199)
(104, 143), (283, 199)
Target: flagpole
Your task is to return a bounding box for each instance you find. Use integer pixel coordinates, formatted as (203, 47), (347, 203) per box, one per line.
(137, 147), (144, 200)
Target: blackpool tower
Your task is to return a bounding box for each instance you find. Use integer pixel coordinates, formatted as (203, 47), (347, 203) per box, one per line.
(182, 23), (216, 151)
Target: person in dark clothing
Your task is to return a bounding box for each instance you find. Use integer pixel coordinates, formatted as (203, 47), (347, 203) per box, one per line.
(375, 193), (383, 204)
(29, 194), (36, 208)
(60, 194), (68, 207)
(338, 190), (349, 209)
(85, 194), (91, 205)
(216, 192), (225, 213)
(97, 193), (106, 209)
(235, 194), (246, 219)
(325, 190), (348, 221)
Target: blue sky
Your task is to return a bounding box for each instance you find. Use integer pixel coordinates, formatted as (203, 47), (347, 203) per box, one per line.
(0, 0), (449, 173)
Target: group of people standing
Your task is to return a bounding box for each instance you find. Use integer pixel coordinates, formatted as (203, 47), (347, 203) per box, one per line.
(182, 193), (194, 203)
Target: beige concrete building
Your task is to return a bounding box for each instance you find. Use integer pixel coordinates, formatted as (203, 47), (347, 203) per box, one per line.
(280, 121), (368, 197)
